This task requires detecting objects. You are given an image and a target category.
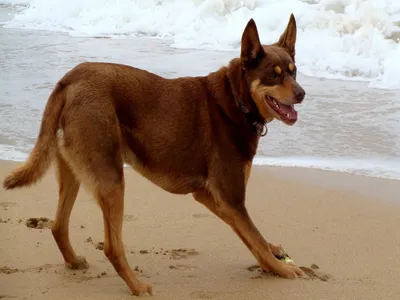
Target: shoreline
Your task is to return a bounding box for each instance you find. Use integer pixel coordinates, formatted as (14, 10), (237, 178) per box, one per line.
(1, 158), (398, 206)
(1, 154), (399, 182)
(256, 165), (399, 203)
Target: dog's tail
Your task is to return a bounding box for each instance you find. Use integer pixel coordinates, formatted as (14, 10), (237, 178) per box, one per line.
(3, 82), (66, 190)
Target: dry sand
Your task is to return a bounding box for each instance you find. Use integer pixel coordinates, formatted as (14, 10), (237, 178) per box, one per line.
(0, 160), (399, 300)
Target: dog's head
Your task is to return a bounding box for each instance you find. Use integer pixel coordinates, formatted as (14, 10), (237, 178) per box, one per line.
(240, 14), (305, 126)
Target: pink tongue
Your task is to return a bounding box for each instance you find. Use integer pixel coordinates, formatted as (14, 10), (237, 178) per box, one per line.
(278, 104), (298, 119)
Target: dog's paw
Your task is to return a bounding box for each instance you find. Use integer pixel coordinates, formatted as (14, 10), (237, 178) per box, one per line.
(65, 256), (89, 270)
(273, 260), (306, 279)
(269, 243), (286, 259)
(131, 281), (153, 296)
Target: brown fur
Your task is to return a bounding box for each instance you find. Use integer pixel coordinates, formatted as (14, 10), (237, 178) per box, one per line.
(3, 14), (306, 296)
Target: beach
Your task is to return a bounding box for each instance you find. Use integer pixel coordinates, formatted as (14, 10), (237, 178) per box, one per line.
(1, 160), (400, 299)
(1, 0), (400, 299)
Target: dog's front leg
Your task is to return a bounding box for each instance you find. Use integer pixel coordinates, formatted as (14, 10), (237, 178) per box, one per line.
(193, 189), (305, 278)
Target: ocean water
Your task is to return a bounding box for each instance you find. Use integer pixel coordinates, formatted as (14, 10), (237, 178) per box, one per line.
(0, 1), (399, 180)
(2, 0), (400, 89)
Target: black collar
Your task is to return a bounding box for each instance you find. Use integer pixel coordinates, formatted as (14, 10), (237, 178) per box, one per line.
(234, 97), (268, 137)
(225, 71), (268, 137)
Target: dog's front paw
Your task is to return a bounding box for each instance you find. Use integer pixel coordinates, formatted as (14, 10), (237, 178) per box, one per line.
(273, 260), (306, 279)
(269, 243), (287, 259)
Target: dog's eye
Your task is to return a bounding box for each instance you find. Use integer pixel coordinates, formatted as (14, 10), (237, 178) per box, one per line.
(288, 63), (297, 78)
(271, 72), (279, 79)
(271, 66), (282, 80)
(270, 70), (281, 80)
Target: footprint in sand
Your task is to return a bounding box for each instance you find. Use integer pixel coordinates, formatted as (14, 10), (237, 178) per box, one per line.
(0, 267), (19, 274)
(246, 263), (331, 281)
(25, 217), (53, 229)
(0, 264), (59, 275)
(54, 268), (107, 283)
(246, 265), (275, 279)
(136, 248), (200, 260)
(168, 264), (196, 271)
(299, 266), (332, 282)
(169, 248), (199, 260)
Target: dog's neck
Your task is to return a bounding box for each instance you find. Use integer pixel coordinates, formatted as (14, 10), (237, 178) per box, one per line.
(205, 59), (263, 161)
(207, 58), (267, 135)
(227, 59), (268, 136)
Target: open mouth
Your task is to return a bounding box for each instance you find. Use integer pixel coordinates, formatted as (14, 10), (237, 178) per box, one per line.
(265, 95), (298, 125)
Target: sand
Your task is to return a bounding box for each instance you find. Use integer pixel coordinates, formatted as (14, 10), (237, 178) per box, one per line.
(0, 160), (399, 300)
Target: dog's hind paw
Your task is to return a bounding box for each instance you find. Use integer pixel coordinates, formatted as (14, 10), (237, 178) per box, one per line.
(65, 256), (89, 270)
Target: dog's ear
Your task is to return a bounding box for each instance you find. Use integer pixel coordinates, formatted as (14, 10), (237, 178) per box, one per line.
(240, 18), (264, 68)
(276, 14), (297, 60)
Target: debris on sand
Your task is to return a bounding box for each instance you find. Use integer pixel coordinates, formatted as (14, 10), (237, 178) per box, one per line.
(25, 217), (53, 229)
(96, 242), (104, 251)
(0, 266), (19, 274)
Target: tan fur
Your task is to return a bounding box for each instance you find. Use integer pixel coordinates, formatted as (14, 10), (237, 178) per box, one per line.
(3, 14), (306, 296)
(244, 161), (252, 186)
(251, 74), (303, 123)
(250, 79), (275, 122)
(259, 78), (298, 105)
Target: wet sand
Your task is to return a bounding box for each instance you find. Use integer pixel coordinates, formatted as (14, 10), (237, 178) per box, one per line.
(1, 160), (399, 299)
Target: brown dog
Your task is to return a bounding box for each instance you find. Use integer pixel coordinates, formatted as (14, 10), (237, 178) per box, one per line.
(3, 14), (306, 296)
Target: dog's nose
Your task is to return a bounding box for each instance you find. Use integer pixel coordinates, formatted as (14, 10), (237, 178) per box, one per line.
(295, 87), (305, 102)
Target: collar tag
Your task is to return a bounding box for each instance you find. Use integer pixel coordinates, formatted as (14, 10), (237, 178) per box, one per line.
(237, 99), (267, 137)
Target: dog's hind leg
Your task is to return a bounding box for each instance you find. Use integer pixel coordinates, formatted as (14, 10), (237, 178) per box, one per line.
(52, 153), (88, 269)
(61, 143), (151, 295)
(62, 151), (152, 295)
(55, 102), (152, 295)
(59, 151), (152, 295)
(94, 174), (153, 296)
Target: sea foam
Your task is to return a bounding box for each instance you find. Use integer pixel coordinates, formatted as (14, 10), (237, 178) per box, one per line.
(2, 0), (400, 90)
